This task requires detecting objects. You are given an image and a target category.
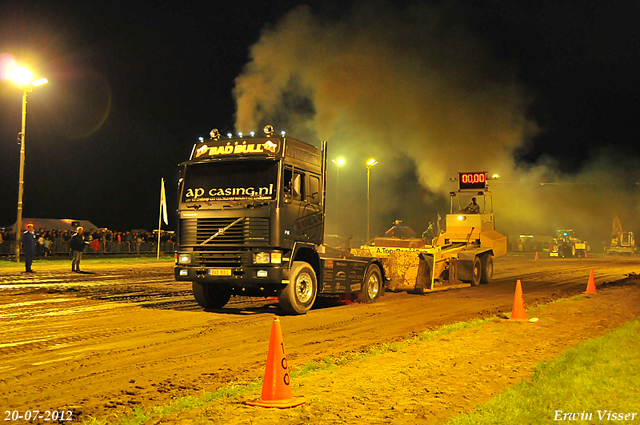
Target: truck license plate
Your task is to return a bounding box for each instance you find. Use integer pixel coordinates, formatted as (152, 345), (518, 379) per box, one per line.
(208, 269), (232, 276)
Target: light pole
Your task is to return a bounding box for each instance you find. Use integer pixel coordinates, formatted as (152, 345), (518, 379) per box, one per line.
(9, 64), (48, 262)
(366, 158), (378, 243)
(331, 157), (345, 233)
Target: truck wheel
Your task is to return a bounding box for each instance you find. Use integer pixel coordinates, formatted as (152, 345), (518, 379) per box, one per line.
(192, 281), (232, 309)
(279, 261), (317, 315)
(470, 256), (482, 286)
(480, 254), (493, 284)
(358, 264), (382, 303)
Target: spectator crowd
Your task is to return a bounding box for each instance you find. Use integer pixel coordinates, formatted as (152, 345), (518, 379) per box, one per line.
(0, 227), (176, 257)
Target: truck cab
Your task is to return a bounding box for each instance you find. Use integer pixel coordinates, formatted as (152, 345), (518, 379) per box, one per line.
(174, 126), (385, 314)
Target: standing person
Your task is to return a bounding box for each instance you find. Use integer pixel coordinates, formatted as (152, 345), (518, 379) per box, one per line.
(70, 227), (89, 272)
(422, 221), (436, 243)
(21, 223), (37, 273)
(43, 237), (52, 257)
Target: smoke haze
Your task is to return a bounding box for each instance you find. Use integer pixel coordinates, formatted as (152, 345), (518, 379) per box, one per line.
(233, 1), (640, 248)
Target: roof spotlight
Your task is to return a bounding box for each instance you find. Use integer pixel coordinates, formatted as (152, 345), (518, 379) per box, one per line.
(227, 133), (233, 138)
(263, 125), (274, 136)
(280, 130), (286, 136)
(250, 131), (255, 137)
(198, 137), (204, 142)
(238, 132), (243, 138)
(210, 129), (220, 140)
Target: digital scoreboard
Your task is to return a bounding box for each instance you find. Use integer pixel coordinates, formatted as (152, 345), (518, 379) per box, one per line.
(458, 172), (487, 190)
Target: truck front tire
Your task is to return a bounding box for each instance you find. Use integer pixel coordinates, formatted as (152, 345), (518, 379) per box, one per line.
(192, 281), (232, 309)
(279, 261), (317, 315)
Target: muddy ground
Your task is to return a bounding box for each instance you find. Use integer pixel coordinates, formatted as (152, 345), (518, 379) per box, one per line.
(1, 253), (639, 424)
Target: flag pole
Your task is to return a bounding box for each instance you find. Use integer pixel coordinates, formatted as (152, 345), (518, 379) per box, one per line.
(157, 178), (164, 260)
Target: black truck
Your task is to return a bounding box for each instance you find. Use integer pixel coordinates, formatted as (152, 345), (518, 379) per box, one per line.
(174, 126), (385, 314)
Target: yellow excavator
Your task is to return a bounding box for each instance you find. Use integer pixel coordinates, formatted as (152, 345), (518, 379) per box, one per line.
(605, 215), (636, 255)
(352, 172), (507, 293)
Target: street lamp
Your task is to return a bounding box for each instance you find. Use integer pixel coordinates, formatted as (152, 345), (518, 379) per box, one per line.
(366, 158), (378, 243)
(331, 157), (345, 233)
(9, 64), (48, 262)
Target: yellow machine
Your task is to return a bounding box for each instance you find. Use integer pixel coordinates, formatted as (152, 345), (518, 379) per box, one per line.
(352, 172), (507, 293)
(605, 215), (636, 255)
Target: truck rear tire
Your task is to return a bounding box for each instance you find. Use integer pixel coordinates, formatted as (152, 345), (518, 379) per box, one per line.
(192, 281), (232, 309)
(279, 261), (317, 315)
(480, 254), (493, 284)
(469, 256), (482, 286)
(357, 264), (382, 303)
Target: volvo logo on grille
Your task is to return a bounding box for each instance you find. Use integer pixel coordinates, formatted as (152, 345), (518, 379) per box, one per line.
(217, 228), (225, 236)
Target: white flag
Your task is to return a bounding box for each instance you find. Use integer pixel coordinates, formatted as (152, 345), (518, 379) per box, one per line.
(160, 178), (168, 225)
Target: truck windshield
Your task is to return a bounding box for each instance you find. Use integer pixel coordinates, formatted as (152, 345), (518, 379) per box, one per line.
(182, 160), (278, 203)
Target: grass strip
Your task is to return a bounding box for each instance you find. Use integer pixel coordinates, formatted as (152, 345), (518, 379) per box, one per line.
(1, 256), (174, 267)
(39, 256), (174, 264)
(446, 318), (640, 425)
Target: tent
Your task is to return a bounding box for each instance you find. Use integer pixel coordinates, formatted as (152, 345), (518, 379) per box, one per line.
(6, 218), (100, 232)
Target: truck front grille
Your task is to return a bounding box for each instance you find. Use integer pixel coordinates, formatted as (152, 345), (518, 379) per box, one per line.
(194, 250), (247, 268)
(180, 217), (269, 247)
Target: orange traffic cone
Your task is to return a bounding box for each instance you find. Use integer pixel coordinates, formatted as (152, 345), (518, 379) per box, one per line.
(509, 280), (529, 322)
(584, 250), (588, 258)
(534, 252), (539, 260)
(246, 317), (305, 408)
(583, 268), (597, 294)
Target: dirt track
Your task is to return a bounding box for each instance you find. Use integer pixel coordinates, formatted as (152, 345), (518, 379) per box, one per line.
(1, 253), (639, 423)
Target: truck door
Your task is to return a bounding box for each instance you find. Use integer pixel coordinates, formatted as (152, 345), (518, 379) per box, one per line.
(282, 166), (323, 243)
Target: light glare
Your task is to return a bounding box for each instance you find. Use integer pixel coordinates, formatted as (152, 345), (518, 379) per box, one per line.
(9, 66), (34, 86)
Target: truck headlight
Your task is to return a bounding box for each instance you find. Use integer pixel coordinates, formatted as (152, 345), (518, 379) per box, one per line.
(254, 252), (271, 264)
(178, 253), (191, 264)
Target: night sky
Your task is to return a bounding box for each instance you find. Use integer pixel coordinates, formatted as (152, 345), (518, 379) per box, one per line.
(1, 1), (639, 244)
